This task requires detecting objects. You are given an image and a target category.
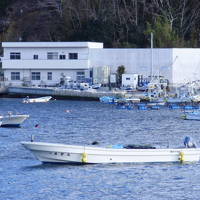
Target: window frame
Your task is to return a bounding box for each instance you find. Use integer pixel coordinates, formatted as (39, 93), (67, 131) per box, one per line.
(47, 52), (58, 60)
(31, 72), (41, 80)
(33, 54), (39, 60)
(76, 71), (85, 82)
(11, 72), (20, 80)
(10, 52), (21, 60)
(59, 55), (66, 60)
(69, 53), (78, 60)
(47, 72), (52, 80)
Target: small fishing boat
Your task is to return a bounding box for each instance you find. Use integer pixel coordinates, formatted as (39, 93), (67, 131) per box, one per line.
(21, 139), (200, 164)
(23, 96), (52, 103)
(124, 97), (140, 103)
(182, 111), (200, 120)
(0, 113), (29, 127)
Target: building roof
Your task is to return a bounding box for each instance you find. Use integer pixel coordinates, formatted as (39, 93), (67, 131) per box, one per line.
(2, 42), (103, 48)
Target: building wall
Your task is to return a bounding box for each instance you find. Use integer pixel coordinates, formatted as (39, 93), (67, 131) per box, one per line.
(2, 42), (200, 86)
(3, 47), (90, 60)
(4, 69), (89, 86)
(172, 49), (200, 85)
(2, 59), (90, 70)
(89, 48), (173, 82)
(3, 47), (90, 69)
(1, 42), (99, 85)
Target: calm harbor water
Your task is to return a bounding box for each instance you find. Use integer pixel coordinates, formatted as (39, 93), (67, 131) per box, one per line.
(1, 98), (200, 200)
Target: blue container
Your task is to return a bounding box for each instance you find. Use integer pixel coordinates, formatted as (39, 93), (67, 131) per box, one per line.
(138, 106), (148, 110)
(116, 105), (126, 109)
(151, 105), (160, 110)
(169, 104), (180, 109)
(184, 105), (194, 110)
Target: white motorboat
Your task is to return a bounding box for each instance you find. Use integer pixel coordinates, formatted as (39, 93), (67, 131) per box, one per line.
(23, 96), (52, 103)
(182, 111), (200, 120)
(21, 141), (200, 164)
(92, 83), (101, 89)
(0, 114), (29, 127)
(125, 97), (140, 103)
(147, 102), (165, 107)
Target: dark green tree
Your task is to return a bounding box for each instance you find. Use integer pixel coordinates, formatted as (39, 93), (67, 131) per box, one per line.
(145, 17), (183, 48)
(0, 0), (12, 16)
(116, 65), (125, 87)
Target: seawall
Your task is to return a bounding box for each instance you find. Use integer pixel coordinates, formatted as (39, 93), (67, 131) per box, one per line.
(5, 86), (126, 101)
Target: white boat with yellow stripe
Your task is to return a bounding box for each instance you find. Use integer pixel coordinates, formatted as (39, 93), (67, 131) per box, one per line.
(21, 138), (200, 164)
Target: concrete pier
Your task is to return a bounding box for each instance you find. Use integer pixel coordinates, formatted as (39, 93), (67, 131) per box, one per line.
(7, 86), (126, 100)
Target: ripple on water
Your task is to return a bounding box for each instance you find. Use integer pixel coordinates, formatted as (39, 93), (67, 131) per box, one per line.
(1, 98), (200, 200)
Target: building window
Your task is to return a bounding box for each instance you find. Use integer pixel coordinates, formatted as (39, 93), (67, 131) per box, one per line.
(69, 53), (78, 60)
(33, 55), (38, 59)
(10, 52), (21, 60)
(47, 52), (58, 60)
(11, 72), (20, 80)
(47, 72), (52, 80)
(76, 71), (85, 82)
(59, 55), (66, 60)
(126, 78), (130, 80)
(31, 72), (40, 80)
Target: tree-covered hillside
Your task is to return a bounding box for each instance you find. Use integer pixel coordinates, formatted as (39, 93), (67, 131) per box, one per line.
(0, 0), (200, 48)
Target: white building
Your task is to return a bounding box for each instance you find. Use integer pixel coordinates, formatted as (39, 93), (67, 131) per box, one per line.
(1, 41), (200, 86)
(1, 42), (103, 86)
(122, 74), (139, 89)
(89, 48), (200, 85)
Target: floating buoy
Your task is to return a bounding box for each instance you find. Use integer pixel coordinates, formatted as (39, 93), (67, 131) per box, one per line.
(181, 114), (186, 119)
(81, 152), (87, 163)
(35, 124), (39, 128)
(179, 151), (185, 163)
(91, 141), (99, 145)
(65, 110), (71, 113)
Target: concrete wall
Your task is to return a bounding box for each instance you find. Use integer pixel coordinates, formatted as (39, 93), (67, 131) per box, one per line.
(4, 69), (90, 86)
(2, 59), (90, 70)
(2, 42), (97, 85)
(3, 47), (90, 69)
(8, 86), (125, 100)
(172, 49), (200, 85)
(89, 48), (173, 82)
(2, 42), (200, 86)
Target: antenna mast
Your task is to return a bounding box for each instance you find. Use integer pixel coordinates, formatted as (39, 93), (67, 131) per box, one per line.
(151, 32), (153, 80)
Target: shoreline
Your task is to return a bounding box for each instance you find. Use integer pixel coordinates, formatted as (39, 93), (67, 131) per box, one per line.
(0, 86), (127, 101)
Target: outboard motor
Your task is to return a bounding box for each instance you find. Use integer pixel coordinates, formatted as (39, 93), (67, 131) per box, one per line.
(184, 136), (196, 148)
